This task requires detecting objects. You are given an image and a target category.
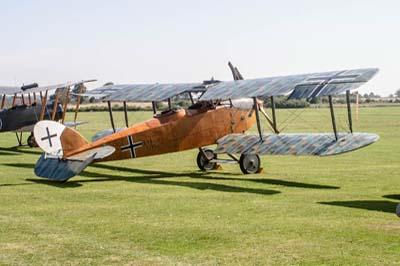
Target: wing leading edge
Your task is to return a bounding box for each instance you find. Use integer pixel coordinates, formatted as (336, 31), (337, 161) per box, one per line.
(103, 82), (203, 102)
(200, 68), (378, 101)
(0, 79), (97, 95)
(0, 86), (22, 95)
(79, 67), (378, 102)
(215, 133), (379, 156)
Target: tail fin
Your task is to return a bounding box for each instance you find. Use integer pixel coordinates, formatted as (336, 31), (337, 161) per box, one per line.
(33, 121), (115, 181)
(34, 120), (89, 157)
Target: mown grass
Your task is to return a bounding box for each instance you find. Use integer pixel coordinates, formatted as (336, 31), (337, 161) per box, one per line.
(0, 107), (399, 266)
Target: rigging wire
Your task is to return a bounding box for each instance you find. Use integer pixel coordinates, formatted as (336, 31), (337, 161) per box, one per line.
(278, 108), (307, 132)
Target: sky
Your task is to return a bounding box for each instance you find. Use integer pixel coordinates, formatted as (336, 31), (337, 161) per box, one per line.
(0, 0), (399, 96)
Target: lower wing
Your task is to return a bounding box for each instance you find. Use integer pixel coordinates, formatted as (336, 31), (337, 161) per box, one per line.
(215, 133), (379, 156)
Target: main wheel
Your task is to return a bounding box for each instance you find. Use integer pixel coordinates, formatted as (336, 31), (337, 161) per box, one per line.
(27, 133), (38, 148)
(197, 149), (217, 171)
(239, 154), (261, 174)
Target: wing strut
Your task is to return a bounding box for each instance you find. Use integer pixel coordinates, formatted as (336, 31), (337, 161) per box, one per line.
(189, 92), (194, 104)
(15, 132), (23, 146)
(253, 97), (263, 141)
(51, 90), (60, 120)
(346, 90), (353, 133)
(107, 101), (116, 133)
(39, 90), (48, 121)
(61, 89), (70, 124)
(123, 101), (129, 127)
(259, 106), (278, 133)
(1, 94), (5, 109)
(328, 95), (338, 141)
(270, 96), (279, 133)
(168, 98), (172, 109)
(12, 93), (16, 107)
(74, 84), (84, 124)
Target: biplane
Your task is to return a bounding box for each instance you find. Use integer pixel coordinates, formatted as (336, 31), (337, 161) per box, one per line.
(0, 80), (95, 146)
(32, 63), (379, 182)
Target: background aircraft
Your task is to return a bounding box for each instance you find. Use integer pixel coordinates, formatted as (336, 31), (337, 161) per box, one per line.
(0, 80), (95, 146)
(32, 64), (379, 182)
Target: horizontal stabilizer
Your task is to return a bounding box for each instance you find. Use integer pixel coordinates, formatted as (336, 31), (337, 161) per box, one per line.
(64, 121), (87, 127)
(67, 146), (115, 160)
(13, 125), (35, 133)
(215, 133), (379, 156)
(34, 153), (95, 182)
(34, 145), (115, 181)
(92, 128), (125, 142)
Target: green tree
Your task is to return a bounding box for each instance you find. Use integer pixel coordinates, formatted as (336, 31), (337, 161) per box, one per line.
(309, 97), (320, 104)
(395, 89), (400, 98)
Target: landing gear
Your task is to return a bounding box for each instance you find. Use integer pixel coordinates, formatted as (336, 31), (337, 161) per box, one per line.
(239, 154), (261, 174)
(27, 133), (38, 148)
(15, 132), (23, 146)
(197, 148), (217, 171)
(396, 203), (400, 218)
(196, 149), (262, 174)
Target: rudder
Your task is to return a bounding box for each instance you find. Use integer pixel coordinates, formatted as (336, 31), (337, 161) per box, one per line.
(34, 120), (89, 157)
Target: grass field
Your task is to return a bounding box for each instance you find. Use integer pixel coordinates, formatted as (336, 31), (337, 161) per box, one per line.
(0, 107), (399, 265)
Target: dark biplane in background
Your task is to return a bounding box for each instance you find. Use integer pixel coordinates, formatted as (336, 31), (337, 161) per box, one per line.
(0, 80), (95, 146)
(32, 63), (379, 182)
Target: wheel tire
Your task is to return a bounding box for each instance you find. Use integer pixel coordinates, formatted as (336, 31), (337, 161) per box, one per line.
(197, 149), (217, 171)
(239, 154), (261, 174)
(396, 203), (400, 218)
(27, 134), (38, 148)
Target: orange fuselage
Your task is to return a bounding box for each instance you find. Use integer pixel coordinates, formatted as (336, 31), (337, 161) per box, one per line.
(65, 105), (255, 162)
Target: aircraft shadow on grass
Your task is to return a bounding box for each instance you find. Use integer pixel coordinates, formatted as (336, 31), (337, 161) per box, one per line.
(319, 196), (400, 214)
(6, 163), (397, 215)
(382, 194), (400, 201)
(2, 162), (340, 196)
(3, 162), (280, 195)
(0, 151), (19, 156)
(91, 164), (339, 189)
(0, 147), (42, 156)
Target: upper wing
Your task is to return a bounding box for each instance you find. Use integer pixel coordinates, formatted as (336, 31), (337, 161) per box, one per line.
(23, 79), (97, 93)
(200, 68), (378, 101)
(103, 82), (203, 102)
(288, 68), (378, 99)
(75, 84), (128, 98)
(70, 67), (378, 102)
(0, 86), (23, 95)
(0, 80), (97, 95)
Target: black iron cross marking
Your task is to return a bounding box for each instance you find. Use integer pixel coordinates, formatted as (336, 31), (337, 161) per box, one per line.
(121, 135), (142, 158)
(305, 71), (360, 99)
(41, 127), (57, 147)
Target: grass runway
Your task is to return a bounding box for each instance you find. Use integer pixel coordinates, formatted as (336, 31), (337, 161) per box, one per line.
(0, 107), (399, 265)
